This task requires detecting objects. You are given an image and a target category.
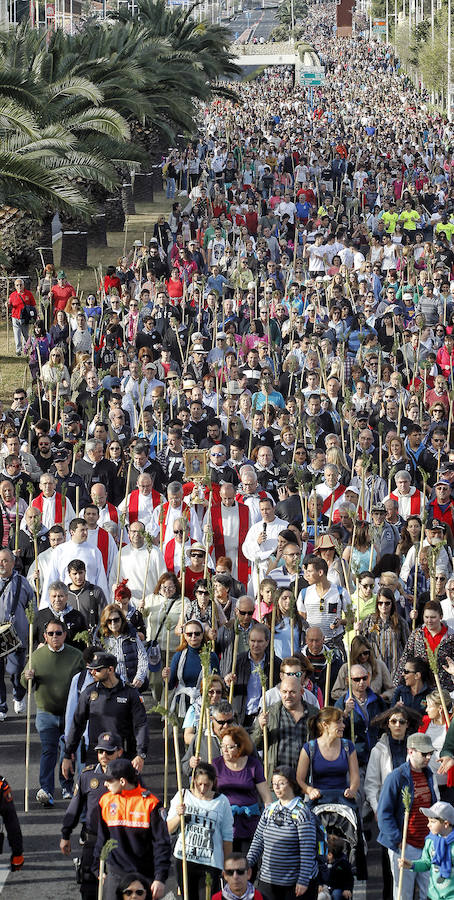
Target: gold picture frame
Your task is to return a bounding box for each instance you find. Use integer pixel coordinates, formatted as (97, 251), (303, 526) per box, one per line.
(183, 449), (209, 482)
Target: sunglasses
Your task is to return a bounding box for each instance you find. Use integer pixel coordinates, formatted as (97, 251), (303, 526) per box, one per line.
(404, 669), (416, 675)
(108, 617), (121, 624)
(352, 675), (368, 682)
(389, 719), (406, 725)
(97, 748), (117, 755)
(378, 600), (392, 606)
(191, 553), (205, 558)
(124, 891), (146, 897)
(47, 630), (63, 636)
(237, 610), (253, 616)
(213, 717), (234, 725)
(185, 631), (203, 637)
(224, 869), (246, 876)
(174, 529), (184, 535)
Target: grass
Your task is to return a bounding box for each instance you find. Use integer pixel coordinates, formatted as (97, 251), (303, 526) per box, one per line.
(0, 189), (173, 405)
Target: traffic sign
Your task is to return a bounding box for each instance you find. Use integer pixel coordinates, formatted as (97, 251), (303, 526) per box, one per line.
(372, 18), (386, 32)
(299, 66), (325, 86)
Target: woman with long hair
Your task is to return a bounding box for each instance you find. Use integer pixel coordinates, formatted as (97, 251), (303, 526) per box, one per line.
(296, 706), (359, 805)
(167, 761), (233, 900)
(105, 440), (127, 498)
(361, 587), (410, 674)
(264, 586), (304, 660)
(332, 635), (393, 702)
(418, 689), (454, 801)
(94, 603), (148, 690)
(342, 522), (377, 576)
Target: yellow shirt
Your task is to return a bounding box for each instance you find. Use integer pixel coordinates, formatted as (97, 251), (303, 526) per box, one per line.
(382, 211), (399, 234)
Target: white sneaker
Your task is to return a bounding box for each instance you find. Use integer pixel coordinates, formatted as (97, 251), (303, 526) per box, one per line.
(36, 789), (54, 807)
(13, 699), (25, 715)
(0, 712), (6, 722)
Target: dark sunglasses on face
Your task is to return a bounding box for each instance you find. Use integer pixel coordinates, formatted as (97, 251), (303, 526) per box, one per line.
(352, 675), (368, 682)
(224, 869), (246, 876)
(47, 630), (63, 636)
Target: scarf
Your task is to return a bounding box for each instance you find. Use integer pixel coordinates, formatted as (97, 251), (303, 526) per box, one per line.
(432, 830), (454, 879)
(222, 884), (255, 900)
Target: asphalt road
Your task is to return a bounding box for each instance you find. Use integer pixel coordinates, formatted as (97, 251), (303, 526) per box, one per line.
(0, 687), (178, 900)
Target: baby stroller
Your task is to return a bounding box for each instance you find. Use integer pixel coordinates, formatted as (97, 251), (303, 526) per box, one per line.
(312, 801), (368, 881)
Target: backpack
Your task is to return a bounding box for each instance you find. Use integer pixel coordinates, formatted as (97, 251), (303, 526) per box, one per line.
(266, 798), (329, 883)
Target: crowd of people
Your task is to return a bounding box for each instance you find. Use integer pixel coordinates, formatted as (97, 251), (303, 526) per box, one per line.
(3, 2), (454, 899)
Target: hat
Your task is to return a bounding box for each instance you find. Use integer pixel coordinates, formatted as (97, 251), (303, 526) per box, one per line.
(315, 534), (338, 552)
(191, 332), (204, 343)
(402, 291), (413, 301)
(87, 650), (117, 671)
(372, 502), (386, 512)
(189, 542), (207, 554)
(217, 332), (227, 340)
(104, 758), (137, 783)
(65, 412), (80, 424)
(182, 378), (197, 390)
(345, 485), (360, 496)
(53, 448), (69, 463)
(95, 731), (123, 752)
(419, 801), (454, 825)
(427, 518), (446, 532)
(57, 270), (66, 278)
(114, 579), (131, 602)
(407, 732), (435, 752)
(435, 479), (451, 487)
(192, 344), (207, 354)
(145, 362), (157, 371)
(225, 380), (242, 395)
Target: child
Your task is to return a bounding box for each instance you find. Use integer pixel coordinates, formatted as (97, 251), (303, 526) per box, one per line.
(399, 801), (454, 898)
(318, 834), (354, 900)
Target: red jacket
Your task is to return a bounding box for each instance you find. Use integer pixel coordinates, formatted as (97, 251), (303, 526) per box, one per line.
(8, 289), (36, 320)
(51, 283), (76, 312)
(427, 498), (454, 533)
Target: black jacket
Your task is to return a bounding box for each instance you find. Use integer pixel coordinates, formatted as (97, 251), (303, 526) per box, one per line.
(33, 606), (87, 650)
(65, 678), (149, 760)
(67, 582), (107, 631)
(9, 527), (49, 576)
(231, 650), (281, 724)
(75, 458), (121, 504)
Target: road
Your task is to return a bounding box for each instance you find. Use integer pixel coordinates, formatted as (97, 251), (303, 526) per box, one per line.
(0, 688), (178, 899)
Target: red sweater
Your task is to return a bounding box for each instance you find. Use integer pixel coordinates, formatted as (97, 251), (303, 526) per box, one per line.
(8, 289), (36, 320)
(51, 283), (76, 312)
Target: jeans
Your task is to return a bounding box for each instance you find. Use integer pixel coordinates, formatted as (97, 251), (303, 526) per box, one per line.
(166, 177), (176, 198)
(0, 648), (26, 713)
(388, 843), (430, 900)
(12, 317), (28, 353)
(35, 709), (73, 797)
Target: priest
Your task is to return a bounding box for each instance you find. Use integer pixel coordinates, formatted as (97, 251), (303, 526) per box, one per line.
(203, 483), (250, 588)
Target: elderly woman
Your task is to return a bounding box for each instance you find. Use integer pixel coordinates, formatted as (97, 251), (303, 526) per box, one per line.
(94, 603), (148, 690)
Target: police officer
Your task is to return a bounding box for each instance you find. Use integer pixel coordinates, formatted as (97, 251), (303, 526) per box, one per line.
(60, 732), (124, 900)
(93, 758), (171, 900)
(0, 774), (24, 871)
(62, 651), (148, 780)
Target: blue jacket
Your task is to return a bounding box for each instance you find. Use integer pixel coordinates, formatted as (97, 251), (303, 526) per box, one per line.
(377, 760), (438, 851)
(334, 688), (386, 767)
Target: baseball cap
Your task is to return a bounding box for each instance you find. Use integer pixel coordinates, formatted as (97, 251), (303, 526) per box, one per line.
(57, 270), (66, 278)
(435, 479), (451, 487)
(427, 518), (446, 532)
(372, 502), (386, 512)
(407, 733), (434, 753)
(53, 448), (69, 463)
(95, 731), (123, 752)
(419, 801), (454, 824)
(104, 759), (137, 782)
(87, 650), (117, 670)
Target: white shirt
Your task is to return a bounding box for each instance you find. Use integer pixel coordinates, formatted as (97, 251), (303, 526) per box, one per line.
(149, 502), (202, 546)
(42, 539), (109, 602)
(118, 491), (158, 530)
(117, 544), (166, 604)
(85, 526), (119, 592)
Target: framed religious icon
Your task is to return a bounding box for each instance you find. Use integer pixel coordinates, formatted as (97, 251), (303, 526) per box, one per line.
(184, 449), (208, 482)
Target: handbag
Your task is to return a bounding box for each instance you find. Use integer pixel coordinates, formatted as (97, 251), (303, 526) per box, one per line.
(146, 597), (177, 672)
(20, 303), (37, 325)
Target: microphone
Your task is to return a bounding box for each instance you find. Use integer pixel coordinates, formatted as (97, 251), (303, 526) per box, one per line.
(262, 522), (267, 535)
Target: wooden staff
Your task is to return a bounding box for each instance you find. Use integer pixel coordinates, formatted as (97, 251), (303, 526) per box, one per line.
(163, 626), (171, 809)
(14, 483), (21, 552)
(116, 462), (132, 582)
(259, 670), (269, 782)
(180, 519), (187, 624)
(229, 620), (239, 705)
(24, 600), (35, 813)
(324, 648), (333, 709)
(173, 723), (189, 900)
(269, 595), (276, 690)
(5, 277), (10, 353)
(206, 706), (212, 764)
(97, 840), (118, 900)
(75, 485), (80, 517)
(396, 787), (412, 900)
(345, 631), (355, 743)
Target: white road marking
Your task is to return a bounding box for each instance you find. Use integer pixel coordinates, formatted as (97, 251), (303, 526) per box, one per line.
(0, 863), (10, 893)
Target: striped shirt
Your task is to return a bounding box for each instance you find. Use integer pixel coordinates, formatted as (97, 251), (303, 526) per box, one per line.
(247, 797), (318, 887)
(297, 582), (349, 639)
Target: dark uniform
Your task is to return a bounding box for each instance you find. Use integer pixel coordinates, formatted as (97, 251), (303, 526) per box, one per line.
(62, 763), (106, 899)
(64, 678), (149, 764)
(0, 775), (23, 870)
